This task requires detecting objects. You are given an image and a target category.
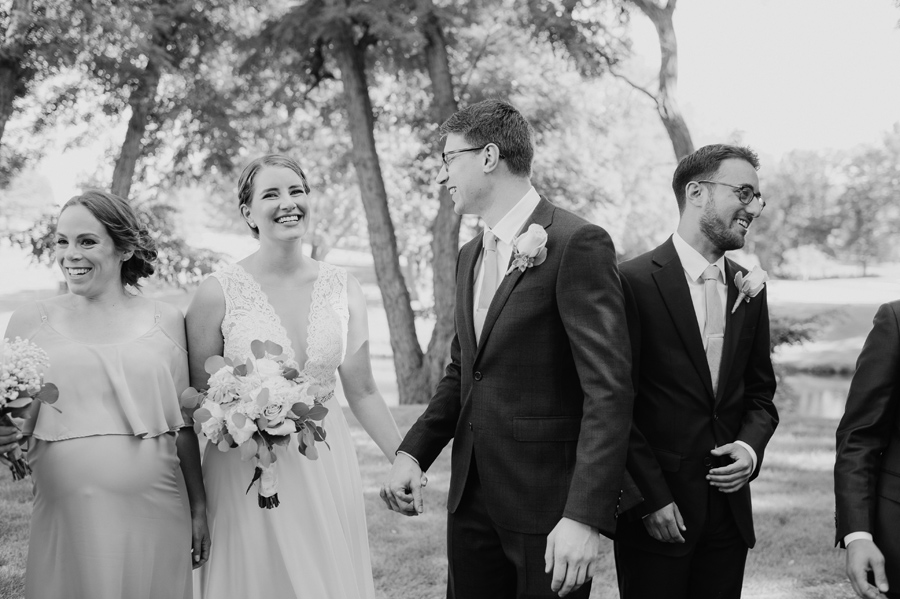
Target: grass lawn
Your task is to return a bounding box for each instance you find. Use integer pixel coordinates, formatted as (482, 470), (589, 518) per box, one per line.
(0, 405), (856, 599)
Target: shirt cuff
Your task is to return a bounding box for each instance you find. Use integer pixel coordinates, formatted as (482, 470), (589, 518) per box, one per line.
(845, 532), (874, 547)
(734, 440), (757, 473)
(396, 450), (420, 467)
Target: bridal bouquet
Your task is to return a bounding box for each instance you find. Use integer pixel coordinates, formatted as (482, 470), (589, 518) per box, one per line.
(1, 337), (59, 480)
(181, 339), (330, 509)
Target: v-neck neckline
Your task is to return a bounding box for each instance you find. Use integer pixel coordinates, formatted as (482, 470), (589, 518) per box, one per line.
(233, 262), (322, 373)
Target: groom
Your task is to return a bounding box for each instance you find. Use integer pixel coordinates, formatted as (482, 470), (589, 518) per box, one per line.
(382, 99), (634, 598)
(614, 144), (778, 599)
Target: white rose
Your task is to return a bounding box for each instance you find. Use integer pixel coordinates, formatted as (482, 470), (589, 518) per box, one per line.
(225, 409), (257, 445)
(514, 224), (548, 257)
(199, 401), (226, 443)
(254, 357), (283, 379)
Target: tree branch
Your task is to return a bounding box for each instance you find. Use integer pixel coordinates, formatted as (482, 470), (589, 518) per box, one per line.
(609, 68), (659, 107)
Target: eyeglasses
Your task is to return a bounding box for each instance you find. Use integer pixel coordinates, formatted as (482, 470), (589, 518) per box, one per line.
(441, 144), (505, 168)
(697, 180), (766, 209)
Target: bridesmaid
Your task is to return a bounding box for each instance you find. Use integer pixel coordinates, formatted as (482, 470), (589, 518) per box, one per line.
(4, 190), (210, 599)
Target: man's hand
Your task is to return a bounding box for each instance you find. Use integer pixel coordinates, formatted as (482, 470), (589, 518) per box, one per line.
(380, 452), (425, 516)
(847, 539), (890, 599)
(643, 502), (686, 543)
(0, 425), (22, 454)
(544, 517), (602, 597)
(707, 443), (753, 493)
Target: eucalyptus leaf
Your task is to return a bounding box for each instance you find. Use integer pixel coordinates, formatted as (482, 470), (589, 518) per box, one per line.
(4, 397), (31, 409)
(305, 445), (319, 460)
(217, 438), (230, 452)
(233, 363), (248, 376)
(251, 339), (266, 359)
(246, 358), (254, 374)
(307, 405), (328, 421)
(193, 407), (213, 423)
(290, 402), (310, 419)
(256, 416), (269, 430)
(283, 367), (300, 380)
(232, 412), (247, 428)
(264, 341), (283, 356)
(256, 388), (269, 407)
(223, 432), (235, 447)
(180, 387), (202, 409)
(36, 383), (59, 404)
(205, 355), (227, 375)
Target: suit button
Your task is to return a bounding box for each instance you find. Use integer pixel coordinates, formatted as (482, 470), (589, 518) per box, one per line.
(713, 413), (719, 421)
(474, 371), (482, 381)
(704, 457), (713, 468)
(468, 422), (473, 431)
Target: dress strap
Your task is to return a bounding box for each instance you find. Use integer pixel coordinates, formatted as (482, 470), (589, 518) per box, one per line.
(36, 302), (48, 323)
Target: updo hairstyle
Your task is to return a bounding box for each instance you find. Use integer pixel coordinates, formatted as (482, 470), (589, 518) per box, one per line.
(61, 190), (158, 288)
(236, 154), (311, 239)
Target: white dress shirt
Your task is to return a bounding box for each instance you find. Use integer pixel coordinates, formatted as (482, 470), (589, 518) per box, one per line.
(671, 232), (758, 473)
(473, 187), (542, 311)
(396, 188), (541, 468)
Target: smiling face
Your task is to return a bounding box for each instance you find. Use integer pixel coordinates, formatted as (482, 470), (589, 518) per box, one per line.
(697, 158), (763, 252)
(242, 166), (310, 242)
(55, 205), (131, 296)
(436, 133), (490, 217)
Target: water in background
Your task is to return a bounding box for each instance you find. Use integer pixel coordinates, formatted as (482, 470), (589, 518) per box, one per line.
(782, 373), (852, 419)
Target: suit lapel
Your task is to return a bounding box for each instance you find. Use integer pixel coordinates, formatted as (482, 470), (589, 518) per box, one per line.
(474, 198), (555, 364)
(651, 238), (716, 399)
(459, 235), (481, 356)
(716, 258), (745, 404)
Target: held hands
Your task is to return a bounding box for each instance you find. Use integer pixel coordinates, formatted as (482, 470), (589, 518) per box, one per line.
(544, 517), (602, 597)
(0, 424), (23, 454)
(190, 511), (211, 569)
(707, 443), (753, 493)
(380, 452), (426, 516)
(643, 502), (686, 543)
(847, 539), (890, 599)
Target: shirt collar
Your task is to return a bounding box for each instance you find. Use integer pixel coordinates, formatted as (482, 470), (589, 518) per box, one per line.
(672, 232), (727, 284)
(488, 187), (541, 247)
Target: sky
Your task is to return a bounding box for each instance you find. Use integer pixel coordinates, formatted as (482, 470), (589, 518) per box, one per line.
(625, 0), (900, 159)
(23, 0), (900, 204)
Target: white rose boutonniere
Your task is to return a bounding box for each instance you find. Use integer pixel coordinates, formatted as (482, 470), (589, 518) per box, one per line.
(506, 224), (548, 275)
(731, 266), (769, 314)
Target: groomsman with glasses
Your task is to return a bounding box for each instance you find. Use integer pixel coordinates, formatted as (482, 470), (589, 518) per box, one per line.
(614, 144), (779, 599)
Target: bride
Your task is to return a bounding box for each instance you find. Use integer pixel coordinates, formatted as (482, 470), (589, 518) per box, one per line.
(186, 154), (404, 598)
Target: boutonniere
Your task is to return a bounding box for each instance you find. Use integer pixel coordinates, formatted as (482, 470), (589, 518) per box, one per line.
(731, 266), (769, 314)
(506, 224), (548, 275)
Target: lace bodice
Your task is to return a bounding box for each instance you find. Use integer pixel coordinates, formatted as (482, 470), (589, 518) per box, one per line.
(211, 262), (349, 392)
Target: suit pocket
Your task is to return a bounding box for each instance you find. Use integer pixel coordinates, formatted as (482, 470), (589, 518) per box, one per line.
(877, 469), (900, 503)
(652, 447), (681, 472)
(513, 417), (581, 442)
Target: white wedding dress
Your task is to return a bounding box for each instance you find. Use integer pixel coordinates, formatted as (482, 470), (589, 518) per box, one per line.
(193, 262), (375, 599)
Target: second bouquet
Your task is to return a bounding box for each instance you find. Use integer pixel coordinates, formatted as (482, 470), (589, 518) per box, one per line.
(182, 339), (330, 509)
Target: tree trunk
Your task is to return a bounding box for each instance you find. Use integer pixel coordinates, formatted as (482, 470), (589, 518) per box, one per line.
(419, 0), (462, 398)
(332, 26), (428, 405)
(111, 59), (161, 199)
(628, 0), (694, 160)
(0, 0), (34, 148)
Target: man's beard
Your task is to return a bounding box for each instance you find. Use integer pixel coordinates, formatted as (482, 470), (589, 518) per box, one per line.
(699, 199), (746, 252)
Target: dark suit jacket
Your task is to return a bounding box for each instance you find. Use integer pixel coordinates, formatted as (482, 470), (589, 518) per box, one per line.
(615, 237), (778, 556)
(398, 198), (634, 537)
(835, 301), (900, 584)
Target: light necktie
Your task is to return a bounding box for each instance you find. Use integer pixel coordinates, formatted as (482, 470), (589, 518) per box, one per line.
(474, 231), (498, 342)
(702, 264), (725, 394)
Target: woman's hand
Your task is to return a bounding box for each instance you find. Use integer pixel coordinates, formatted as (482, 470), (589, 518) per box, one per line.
(191, 510), (211, 569)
